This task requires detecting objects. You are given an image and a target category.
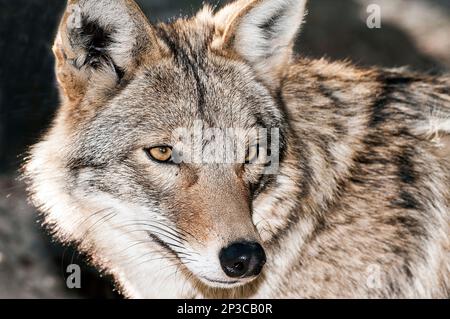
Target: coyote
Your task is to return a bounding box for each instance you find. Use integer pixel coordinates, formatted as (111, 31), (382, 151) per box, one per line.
(24, 0), (450, 298)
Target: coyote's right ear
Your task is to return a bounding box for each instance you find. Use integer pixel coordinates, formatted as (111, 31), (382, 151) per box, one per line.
(54, 0), (159, 102)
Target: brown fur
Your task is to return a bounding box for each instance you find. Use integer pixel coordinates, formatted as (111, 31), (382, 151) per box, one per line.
(24, 0), (449, 298)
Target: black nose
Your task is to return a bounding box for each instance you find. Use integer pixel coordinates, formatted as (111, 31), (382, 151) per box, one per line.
(219, 241), (266, 278)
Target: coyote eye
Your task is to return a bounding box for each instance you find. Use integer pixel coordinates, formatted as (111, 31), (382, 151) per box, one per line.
(146, 146), (173, 163)
(245, 145), (259, 164)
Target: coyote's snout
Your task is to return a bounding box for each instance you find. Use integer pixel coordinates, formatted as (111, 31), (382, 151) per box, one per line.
(160, 160), (268, 287)
(24, 0), (449, 299)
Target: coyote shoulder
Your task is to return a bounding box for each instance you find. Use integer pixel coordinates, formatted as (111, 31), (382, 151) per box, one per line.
(24, 0), (449, 298)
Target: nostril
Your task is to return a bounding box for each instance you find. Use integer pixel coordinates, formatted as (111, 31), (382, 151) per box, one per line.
(219, 241), (266, 278)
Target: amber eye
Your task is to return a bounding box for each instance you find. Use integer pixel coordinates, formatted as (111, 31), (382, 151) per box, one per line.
(146, 146), (173, 163)
(245, 145), (259, 164)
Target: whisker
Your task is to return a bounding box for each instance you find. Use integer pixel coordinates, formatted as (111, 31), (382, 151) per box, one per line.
(148, 220), (201, 245)
(70, 210), (117, 266)
(117, 222), (186, 246)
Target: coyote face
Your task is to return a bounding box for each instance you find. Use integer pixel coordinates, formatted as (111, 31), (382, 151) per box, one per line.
(25, 0), (300, 292)
(25, 0), (450, 299)
(55, 59), (281, 287)
(81, 47), (291, 286)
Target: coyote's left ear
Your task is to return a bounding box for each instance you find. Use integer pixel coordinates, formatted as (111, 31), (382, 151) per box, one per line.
(214, 0), (307, 89)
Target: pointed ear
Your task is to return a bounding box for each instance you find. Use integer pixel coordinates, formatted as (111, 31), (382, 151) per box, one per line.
(54, 0), (159, 102)
(214, 0), (307, 89)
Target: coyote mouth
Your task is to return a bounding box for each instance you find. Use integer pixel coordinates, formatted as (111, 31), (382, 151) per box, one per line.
(147, 232), (249, 288)
(200, 276), (248, 289)
(201, 277), (240, 285)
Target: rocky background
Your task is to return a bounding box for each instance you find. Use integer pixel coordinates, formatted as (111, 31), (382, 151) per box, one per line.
(0, 0), (449, 298)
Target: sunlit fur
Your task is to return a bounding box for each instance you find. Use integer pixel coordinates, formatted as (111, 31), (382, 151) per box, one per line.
(24, 0), (449, 298)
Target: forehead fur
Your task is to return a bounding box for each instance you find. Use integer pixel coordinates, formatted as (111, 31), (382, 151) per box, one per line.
(69, 59), (278, 166)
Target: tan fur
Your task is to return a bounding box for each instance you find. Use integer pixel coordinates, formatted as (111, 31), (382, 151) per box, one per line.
(24, 0), (449, 298)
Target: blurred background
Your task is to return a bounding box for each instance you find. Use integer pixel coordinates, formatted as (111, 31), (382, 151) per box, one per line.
(0, 0), (449, 298)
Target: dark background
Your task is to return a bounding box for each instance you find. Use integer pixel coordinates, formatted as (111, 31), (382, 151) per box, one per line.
(0, 0), (449, 298)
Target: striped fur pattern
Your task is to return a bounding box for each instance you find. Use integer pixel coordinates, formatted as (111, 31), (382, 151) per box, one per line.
(23, 0), (450, 298)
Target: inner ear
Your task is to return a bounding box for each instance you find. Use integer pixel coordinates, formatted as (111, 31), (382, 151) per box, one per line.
(54, 0), (159, 102)
(214, 0), (307, 90)
(69, 17), (124, 80)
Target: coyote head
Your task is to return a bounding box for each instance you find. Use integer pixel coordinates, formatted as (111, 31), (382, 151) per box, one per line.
(25, 0), (306, 295)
